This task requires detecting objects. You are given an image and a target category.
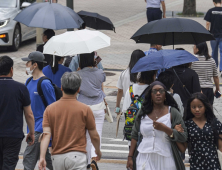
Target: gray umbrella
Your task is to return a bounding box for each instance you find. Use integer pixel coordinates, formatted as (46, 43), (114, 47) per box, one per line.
(14, 2), (84, 30)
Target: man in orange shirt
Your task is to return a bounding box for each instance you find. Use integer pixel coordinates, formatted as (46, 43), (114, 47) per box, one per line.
(38, 72), (101, 170)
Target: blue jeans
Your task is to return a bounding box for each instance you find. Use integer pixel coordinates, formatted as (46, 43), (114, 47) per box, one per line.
(210, 38), (222, 71)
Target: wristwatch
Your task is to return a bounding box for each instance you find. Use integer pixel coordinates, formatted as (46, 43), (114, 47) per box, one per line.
(170, 132), (174, 138)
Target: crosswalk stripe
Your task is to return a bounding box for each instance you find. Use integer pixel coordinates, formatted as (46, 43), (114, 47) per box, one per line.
(102, 144), (128, 147)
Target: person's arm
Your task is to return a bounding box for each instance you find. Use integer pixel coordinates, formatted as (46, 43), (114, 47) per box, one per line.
(41, 80), (56, 105)
(24, 105), (35, 145)
(38, 127), (51, 170)
(88, 129), (102, 161)
(174, 124), (187, 153)
(206, 21), (211, 31)
(161, 1), (166, 18)
(214, 76), (221, 94)
(218, 135), (222, 152)
(153, 120), (173, 136)
(192, 71), (201, 93)
(115, 89), (123, 114)
(126, 138), (137, 169)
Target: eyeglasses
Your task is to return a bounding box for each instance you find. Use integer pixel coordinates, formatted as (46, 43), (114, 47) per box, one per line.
(151, 89), (165, 94)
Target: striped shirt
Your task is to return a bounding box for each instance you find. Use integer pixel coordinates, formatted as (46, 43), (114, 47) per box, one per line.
(191, 55), (218, 88)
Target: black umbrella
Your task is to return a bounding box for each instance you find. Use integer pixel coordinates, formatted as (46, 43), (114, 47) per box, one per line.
(131, 18), (214, 48)
(77, 10), (115, 32)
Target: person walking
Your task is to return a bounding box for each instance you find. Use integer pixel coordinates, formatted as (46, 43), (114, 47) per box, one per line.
(38, 72), (101, 170)
(77, 52), (106, 170)
(174, 92), (222, 170)
(36, 29), (55, 66)
(144, 44), (162, 55)
(122, 70), (157, 148)
(205, 0), (222, 73)
(115, 50), (146, 115)
(168, 63), (201, 109)
(21, 51), (56, 170)
(43, 56), (72, 88)
(191, 42), (220, 105)
(145, 0), (166, 22)
(126, 81), (187, 170)
(158, 71), (184, 116)
(0, 56), (35, 170)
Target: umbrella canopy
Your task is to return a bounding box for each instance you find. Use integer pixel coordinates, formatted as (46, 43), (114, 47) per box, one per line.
(77, 10), (115, 32)
(14, 2), (84, 30)
(131, 18), (214, 46)
(43, 29), (111, 56)
(131, 50), (198, 73)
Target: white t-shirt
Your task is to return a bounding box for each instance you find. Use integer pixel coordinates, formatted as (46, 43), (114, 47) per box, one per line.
(116, 68), (132, 97)
(122, 84), (149, 113)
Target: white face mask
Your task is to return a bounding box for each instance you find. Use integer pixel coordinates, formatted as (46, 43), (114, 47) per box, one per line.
(26, 66), (35, 75)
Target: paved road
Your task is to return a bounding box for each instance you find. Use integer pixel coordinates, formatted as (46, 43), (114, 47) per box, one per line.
(0, 0), (221, 169)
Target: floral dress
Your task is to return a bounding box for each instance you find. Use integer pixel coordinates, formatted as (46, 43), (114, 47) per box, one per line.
(185, 119), (222, 170)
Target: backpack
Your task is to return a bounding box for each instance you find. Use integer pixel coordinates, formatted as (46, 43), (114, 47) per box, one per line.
(26, 76), (62, 107)
(123, 85), (149, 141)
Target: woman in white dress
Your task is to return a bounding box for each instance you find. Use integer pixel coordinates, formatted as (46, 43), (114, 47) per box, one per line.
(126, 81), (187, 170)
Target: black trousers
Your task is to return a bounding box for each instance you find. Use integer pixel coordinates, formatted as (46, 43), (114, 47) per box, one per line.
(0, 137), (23, 170)
(201, 88), (214, 105)
(146, 8), (162, 22)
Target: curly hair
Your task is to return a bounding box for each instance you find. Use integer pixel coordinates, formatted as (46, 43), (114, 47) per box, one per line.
(139, 85), (178, 120)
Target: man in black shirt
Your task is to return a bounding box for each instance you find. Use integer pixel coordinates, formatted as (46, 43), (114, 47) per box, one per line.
(36, 29), (55, 66)
(205, 0), (222, 74)
(0, 56), (35, 170)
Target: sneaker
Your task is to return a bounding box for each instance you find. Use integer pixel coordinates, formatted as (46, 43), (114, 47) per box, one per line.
(91, 160), (99, 170)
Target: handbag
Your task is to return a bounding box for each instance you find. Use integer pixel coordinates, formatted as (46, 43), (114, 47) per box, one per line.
(105, 104), (113, 123)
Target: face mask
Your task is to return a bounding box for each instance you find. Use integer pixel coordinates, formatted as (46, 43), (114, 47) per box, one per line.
(26, 66), (35, 75)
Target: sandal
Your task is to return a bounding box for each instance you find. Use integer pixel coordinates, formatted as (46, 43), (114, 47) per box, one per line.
(91, 160), (99, 170)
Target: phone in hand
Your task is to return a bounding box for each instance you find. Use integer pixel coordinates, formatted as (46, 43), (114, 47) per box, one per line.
(94, 56), (102, 66)
(215, 91), (221, 98)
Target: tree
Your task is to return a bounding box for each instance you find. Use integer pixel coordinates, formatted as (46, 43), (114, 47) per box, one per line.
(183, 0), (197, 15)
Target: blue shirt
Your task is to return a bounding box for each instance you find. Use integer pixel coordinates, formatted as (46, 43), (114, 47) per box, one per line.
(43, 64), (72, 88)
(69, 55), (104, 71)
(0, 77), (30, 138)
(26, 77), (56, 133)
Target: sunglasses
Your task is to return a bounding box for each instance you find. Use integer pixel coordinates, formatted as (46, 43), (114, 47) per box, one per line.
(151, 89), (165, 94)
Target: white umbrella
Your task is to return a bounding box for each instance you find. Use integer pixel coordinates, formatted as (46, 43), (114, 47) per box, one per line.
(43, 29), (111, 56)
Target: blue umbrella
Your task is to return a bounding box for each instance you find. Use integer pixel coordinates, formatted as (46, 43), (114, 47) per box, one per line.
(131, 50), (198, 73)
(14, 2), (84, 30)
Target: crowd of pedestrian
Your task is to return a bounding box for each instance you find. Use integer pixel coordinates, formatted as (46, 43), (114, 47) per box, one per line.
(1, 0), (222, 170)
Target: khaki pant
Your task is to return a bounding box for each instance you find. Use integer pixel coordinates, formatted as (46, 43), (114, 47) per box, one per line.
(52, 152), (87, 170)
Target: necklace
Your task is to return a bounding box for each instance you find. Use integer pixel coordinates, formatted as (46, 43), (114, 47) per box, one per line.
(154, 111), (159, 119)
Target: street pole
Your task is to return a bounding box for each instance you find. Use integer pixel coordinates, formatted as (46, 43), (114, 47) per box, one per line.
(36, 0), (44, 48)
(66, 0), (74, 31)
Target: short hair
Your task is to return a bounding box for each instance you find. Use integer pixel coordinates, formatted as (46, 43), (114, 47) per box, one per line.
(138, 70), (157, 85)
(31, 61), (44, 70)
(43, 29), (55, 40)
(158, 71), (175, 91)
(61, 72), (82, 95)
(175, 48), (185, 50)
(150, 44), (157, 47)
(0, 56), (13, 76)
(78, 23), (86, 30)
(79, 52), (95, 69)
(213, 0), (221, 4)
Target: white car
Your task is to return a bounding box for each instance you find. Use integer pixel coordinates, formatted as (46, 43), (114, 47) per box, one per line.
(0, 0), (44, 51)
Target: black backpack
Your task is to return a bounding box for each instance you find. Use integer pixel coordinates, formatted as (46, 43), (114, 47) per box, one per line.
(26, 76), (62, 107)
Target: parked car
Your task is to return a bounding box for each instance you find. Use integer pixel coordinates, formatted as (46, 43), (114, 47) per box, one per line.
(0, 0), (38, 51)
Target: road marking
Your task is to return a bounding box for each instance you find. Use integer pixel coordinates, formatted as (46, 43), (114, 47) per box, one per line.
(101, 149), (129, 153)
(102, 144), (128, 147)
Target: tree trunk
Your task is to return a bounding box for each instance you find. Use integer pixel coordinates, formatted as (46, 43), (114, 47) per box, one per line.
(183, 0), (197, 15)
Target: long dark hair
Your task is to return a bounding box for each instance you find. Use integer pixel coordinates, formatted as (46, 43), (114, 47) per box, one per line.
(129, 50), (146, 83)
(185, 92), (221, 146)
(196, 42), (211, 60)
(139, 84), (178, 120)
(79, 52), (95, 69)
(50, 56), (63, 74)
